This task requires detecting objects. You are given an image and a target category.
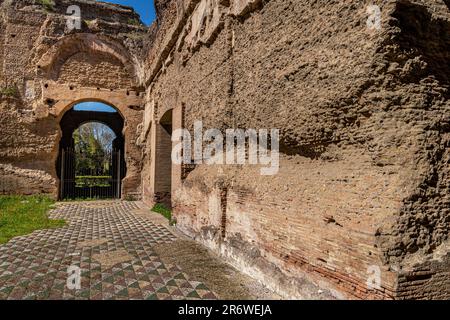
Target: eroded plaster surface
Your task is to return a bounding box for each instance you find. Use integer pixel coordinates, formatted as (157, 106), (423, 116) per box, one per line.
(1, 0), (449, 299)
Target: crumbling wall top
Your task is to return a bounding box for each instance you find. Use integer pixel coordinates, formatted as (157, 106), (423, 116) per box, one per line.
(8, 0), (143, 25)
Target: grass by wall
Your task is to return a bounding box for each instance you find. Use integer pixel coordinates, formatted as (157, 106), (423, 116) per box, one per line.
(0, 195), (65, 244)
(151, 203), (176, 226)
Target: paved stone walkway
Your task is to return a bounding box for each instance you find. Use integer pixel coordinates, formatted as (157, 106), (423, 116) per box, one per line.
(0, 201), (218, 300)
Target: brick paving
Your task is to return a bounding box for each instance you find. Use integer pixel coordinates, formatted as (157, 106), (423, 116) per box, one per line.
(0, 201), (217, 300)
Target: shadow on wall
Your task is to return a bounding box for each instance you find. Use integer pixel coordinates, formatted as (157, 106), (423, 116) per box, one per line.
(154, 108), (173, 208)
(443, 0), (450, 10)
(390, 1), (450, 91)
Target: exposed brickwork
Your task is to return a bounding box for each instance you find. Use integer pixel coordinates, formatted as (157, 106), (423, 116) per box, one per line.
(396, 252), (450, 300)
(0, 0), (146, 199)
(1, 0), (449, 299)
(220, 187), (228, 239)
(57, 52), (133, 90)
(141, 0), (450, 299)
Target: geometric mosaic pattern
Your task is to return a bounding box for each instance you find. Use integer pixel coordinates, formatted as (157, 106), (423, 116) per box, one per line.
(0, 201), (217, 300)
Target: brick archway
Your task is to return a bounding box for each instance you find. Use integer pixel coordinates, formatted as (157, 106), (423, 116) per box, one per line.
(53, 95), (143, 199)
(34, 32), (145, 200)
(36, 33), (136, 84)
(57, 103), (126, 199)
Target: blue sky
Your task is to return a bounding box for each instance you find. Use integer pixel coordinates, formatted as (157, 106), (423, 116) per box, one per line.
(99, 0), (156, 25)
(74, 102), (118, 113)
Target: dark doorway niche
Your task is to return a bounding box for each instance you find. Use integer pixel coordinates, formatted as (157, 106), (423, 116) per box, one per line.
(57, 103), (126, 200)
(154, 109), (173, 208)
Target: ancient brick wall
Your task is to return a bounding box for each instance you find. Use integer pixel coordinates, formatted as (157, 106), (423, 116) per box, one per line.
(57, 52), (133, 89)
(0, 97), (59, 195)
(0, 0), (448, 299)
(0, 0), (146, 198)
(397, 252), (450, 300)
(141, 0), (450, 299)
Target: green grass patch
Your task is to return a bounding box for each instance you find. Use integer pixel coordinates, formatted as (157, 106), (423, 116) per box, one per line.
(124, 194), (136, 201)
(0, 195), (65, 244)
(36, 0), (55, 11)
(0, 86), (18, 97)
(127, 18), (141, 26)
(75, 176), (112, 187)
(85, 19), (95, 26)
(151, 203), (176, 225)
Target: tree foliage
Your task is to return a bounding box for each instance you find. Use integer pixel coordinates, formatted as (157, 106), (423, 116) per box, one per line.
(73, 122), (116, 176)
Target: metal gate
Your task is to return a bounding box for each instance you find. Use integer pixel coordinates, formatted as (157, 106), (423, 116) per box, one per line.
(60, 148), (122, 200)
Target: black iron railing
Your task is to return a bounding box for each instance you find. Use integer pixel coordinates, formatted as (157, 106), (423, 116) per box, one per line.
(60, 148), (122, 200)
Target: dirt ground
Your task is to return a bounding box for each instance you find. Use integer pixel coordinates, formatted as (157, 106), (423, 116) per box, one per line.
(153, 239), (281, 300)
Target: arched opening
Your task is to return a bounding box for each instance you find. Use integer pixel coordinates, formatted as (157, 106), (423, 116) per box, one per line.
(57, 102), (126, 200)
(154, 109), (173, 208)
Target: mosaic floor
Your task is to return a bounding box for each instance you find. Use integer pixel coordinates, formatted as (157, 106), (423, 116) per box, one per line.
(0, 201), (217, 300)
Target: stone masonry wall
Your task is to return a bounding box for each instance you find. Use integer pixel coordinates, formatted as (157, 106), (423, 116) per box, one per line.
(141, 0), (450, 299)
(0, 0), (448, 300)
(57, 51), (133, 89)
(0, 0), (146, 198)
